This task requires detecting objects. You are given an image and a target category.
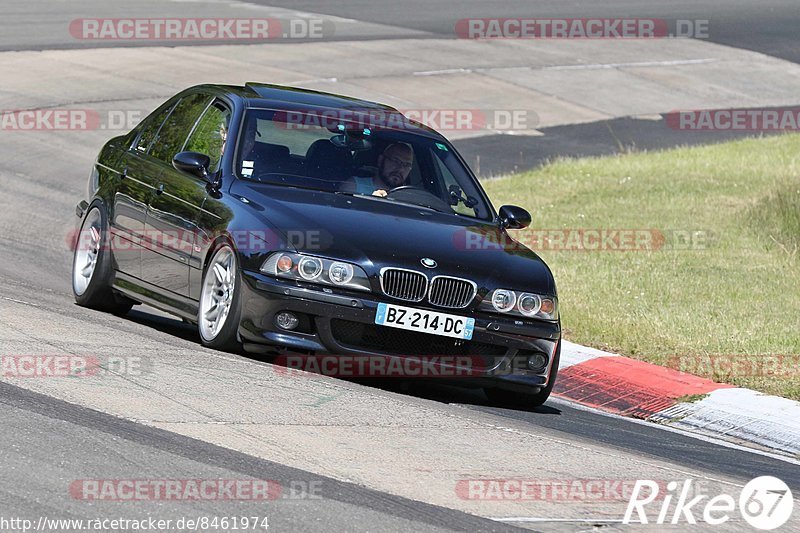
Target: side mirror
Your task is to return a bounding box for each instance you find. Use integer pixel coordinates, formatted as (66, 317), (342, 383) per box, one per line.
(173, 151), (213, 183)
(498, 205), (531, 230)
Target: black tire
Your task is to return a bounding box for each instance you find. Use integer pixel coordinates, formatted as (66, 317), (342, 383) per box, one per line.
(484, 342), (561, 409)
(197, 242), (243, 352)
(72, 203), (134, 315)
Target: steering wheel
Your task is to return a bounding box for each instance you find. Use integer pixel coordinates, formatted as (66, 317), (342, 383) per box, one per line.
(387, 185), (423, 194)
(386, 185), (453, 212)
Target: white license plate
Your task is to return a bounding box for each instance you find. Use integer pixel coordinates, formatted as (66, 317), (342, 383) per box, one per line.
(374, 303), (475, 340)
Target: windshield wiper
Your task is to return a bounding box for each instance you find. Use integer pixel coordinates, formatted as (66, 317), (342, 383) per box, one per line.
(384, 196), (451, 214)
(343, 190), (448, 213)
(254, 174), (339, 193)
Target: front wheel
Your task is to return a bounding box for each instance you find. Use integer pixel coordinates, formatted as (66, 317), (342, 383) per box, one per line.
(198, 243), (242, 351)
(484, 342), (561, 409)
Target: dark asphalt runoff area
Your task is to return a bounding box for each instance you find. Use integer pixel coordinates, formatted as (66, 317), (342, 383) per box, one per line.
(455, 114), (793, 178)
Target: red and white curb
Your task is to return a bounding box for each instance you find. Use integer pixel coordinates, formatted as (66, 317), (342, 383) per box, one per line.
(555, 341), (800, 457)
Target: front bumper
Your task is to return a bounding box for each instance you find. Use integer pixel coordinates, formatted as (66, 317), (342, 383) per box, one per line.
(239, 270), (561, 392)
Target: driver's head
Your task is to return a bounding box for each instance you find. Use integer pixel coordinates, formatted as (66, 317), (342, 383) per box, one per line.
(241, 118), (260, 156)
(377, 142), (414, 188)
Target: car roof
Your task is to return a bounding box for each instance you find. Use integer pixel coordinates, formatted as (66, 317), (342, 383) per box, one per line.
(200, 82), (446, 140)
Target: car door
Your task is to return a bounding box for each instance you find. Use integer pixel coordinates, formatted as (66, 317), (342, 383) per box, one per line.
(140, 93), (221, 296)
(111, 100), (177, 278)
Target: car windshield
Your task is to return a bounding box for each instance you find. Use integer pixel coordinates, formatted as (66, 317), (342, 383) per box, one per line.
(235, 108), (493, 220)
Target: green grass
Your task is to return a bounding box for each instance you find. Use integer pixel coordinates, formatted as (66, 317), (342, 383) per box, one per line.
(482, 134), (800, 399)
(749, 184), (800, 258)
(675, 394), (709, 404)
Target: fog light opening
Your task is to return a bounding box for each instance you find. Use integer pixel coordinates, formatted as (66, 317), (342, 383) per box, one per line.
(275, 311), (300, 331)
(527, 353), (548, 372)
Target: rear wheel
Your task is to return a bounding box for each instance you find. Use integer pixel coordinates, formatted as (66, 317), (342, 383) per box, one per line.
(198, 243), (242, 351)
(72, 204), (134, 315)
(484, 342), (561, 409)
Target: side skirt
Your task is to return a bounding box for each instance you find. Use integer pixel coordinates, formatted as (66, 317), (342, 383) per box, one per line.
(113, 271), (199, 322)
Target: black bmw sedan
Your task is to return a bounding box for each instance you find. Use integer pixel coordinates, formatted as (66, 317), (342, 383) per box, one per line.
(72, 83), (561, 407)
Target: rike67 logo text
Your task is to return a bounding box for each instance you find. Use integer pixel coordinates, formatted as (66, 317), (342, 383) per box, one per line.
(624, 476), (793, 530)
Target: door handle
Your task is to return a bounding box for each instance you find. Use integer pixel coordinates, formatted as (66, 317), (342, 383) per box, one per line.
(155, 183), (165, 195)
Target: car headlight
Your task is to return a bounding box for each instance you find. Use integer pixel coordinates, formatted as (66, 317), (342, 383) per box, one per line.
(261, 252), (371, 292)
(491, 289), (516, 313)
(481, 289), (558, 320)
(298, 256), (323, 280)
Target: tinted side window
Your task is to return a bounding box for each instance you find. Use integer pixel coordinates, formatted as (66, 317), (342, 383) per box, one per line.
(133, 102), (176, 154)
(149, 93), (211, 164)
(183, 101), (231, 173)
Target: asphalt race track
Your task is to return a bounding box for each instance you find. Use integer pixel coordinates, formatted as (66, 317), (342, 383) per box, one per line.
(244, 0), (800, 175)
(0, 1), (798, 531)
(244, 0), (800, 64)
(246, 0), (800, 175)
(8, 0), (800, 63)
(3, 0), (800, 175)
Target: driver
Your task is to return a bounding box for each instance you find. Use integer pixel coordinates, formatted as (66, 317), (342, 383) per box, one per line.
(340, 142), (414, 197)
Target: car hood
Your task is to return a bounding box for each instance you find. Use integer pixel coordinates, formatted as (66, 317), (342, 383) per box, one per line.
(231, 182), (556, 296)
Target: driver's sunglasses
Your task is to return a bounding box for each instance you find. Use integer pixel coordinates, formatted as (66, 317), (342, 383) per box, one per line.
(384, 154), (413, 170)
